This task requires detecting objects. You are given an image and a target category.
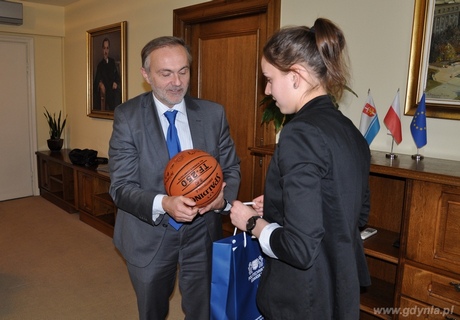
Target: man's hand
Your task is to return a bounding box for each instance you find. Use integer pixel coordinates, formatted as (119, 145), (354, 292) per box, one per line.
(162, 195), (198, 222)
(197, 182), (226, 214)
(99, 81), (106, 95)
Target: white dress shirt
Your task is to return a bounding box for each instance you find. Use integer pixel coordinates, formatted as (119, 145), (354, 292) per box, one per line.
(151, 94), (193, 221)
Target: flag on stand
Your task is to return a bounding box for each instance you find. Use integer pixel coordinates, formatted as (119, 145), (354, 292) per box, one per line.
(383, 90), (402, 144)
(410, 93), (427, 149)
(359, 90), (380, 145)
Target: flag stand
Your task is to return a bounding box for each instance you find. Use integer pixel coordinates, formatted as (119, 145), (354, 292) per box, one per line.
(411, 148), (424, 161)
(385, 137), (398, 159)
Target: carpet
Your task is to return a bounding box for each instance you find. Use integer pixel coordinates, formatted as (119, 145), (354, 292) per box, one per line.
(0, 196), (183, 319)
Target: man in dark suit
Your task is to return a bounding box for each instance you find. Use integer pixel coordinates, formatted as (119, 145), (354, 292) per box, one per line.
(108, 36), (241, 320)
(93, 38), (121, 110)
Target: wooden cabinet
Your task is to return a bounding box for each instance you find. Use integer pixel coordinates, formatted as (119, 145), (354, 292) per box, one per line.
(352, 152), (460, 319)
(36, 150), (115, 237)
(76, 168), (115, 237)
(36, 150), (77, 213)
(249, 146), (460, 319)
(401, 180), (460, 319)
(249, 144), (276, 197)
(360, 171), (405, 319)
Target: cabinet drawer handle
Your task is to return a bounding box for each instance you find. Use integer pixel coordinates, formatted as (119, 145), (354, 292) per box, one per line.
(450, 281), (460, 292)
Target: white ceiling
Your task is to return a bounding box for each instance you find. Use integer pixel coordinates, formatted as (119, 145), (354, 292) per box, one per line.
(16, 0), (80, 7)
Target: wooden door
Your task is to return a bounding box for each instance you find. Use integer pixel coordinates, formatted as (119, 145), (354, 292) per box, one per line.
(173, 0), (280, 223)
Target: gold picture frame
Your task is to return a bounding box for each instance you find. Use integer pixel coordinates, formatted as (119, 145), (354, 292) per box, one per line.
(405, 0), (460, 120)
(86, 21), (127, 119)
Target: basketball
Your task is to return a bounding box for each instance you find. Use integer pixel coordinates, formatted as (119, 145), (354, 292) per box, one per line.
(163, 149), (223, 207)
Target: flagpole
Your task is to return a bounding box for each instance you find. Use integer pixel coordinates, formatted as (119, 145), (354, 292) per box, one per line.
(411, 148), (424, 161)
(385, 137), (398, 159)
(368, 88), (371, 159)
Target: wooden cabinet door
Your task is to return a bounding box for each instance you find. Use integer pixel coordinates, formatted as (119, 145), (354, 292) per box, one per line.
(38, 158), (50, 191)
(401, 264), (460, 316)
(406, 180), (460, 274)
(77, 171), (93, 213)
(399, 296), (457, 319)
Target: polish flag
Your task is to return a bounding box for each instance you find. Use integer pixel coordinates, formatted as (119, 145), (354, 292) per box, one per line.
(383, 90), (402, 144)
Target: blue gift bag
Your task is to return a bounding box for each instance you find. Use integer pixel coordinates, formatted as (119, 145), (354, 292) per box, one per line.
(210, 231), (264, 320)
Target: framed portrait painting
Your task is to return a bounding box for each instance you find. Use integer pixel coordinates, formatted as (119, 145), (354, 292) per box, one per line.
(86, 21), (127, 119)
(406, 0), (460, 120)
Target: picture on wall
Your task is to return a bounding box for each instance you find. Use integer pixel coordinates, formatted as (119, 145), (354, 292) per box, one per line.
(406, 0), (460, 120)
(86, 21), (127, 119)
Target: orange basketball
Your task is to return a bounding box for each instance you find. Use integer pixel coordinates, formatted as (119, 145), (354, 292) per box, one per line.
(163, 149), (223, 207)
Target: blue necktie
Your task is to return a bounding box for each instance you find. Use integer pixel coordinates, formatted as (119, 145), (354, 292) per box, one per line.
(164, 110), (182, 230)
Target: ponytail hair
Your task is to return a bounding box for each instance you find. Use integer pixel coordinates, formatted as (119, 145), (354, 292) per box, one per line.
(263, 18), (350, 100)
(313, 18), (349, 100)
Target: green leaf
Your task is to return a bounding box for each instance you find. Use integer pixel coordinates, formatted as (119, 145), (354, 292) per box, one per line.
(259, 86), (358, 133)
(43, 107), (67, 139)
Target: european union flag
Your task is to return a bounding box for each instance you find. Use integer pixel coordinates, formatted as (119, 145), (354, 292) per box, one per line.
(410, 93), (427, 149)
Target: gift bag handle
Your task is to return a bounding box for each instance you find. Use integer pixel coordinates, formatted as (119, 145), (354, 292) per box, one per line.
(232, 227), (247, 248)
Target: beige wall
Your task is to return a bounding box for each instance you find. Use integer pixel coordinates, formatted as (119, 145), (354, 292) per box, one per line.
(63, 0), (207, 156)
(282, 0), (460, 161)
(0, 2), (64, 152)
(1, 0), (459, 160)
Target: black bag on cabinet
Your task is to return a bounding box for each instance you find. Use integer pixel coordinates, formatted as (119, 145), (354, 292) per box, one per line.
(68, 148), (98, 167)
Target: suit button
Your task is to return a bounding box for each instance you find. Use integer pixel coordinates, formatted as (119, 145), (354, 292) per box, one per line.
(162, 223), (168, 228)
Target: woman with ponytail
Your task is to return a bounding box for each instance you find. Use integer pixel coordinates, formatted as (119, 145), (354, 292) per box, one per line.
(231, 18), (371, 319)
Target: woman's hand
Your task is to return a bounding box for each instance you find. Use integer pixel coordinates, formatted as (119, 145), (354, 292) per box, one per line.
(252, 195), (264, 216)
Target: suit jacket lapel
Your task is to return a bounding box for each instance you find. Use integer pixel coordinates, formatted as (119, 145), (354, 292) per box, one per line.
(142, 93), (170, 165)
(184, 96), (206, 150)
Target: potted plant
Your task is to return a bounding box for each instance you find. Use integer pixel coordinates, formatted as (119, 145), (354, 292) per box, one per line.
(44, 107), (67, 151)
(260, 95), (294, 134)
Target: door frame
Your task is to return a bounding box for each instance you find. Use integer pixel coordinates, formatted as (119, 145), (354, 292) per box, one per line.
(173, 0), (280, 33)
(173, 0), (280, 101)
